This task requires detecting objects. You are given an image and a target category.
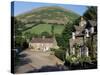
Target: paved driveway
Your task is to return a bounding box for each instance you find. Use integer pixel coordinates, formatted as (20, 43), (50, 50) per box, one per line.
(15, 49), (67, 73)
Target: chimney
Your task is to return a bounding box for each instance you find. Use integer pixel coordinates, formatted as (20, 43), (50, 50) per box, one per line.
(32, 37), (34, 40)
(85, 29), (89, 37)
(79, 16), (86, 26)
(85, 47), (89, 57)
(91, 27), (94, 33)
(72, 32), (75, 40)
(42, 36), (45, 40)
(80, 16), (84, 21)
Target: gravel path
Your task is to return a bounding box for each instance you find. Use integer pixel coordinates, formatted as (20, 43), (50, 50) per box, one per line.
(15, 50), (67, 73)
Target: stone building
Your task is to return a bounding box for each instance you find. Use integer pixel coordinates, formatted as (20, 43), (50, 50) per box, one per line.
(69, 17), (97, 57)
(29, 36), (59, 52)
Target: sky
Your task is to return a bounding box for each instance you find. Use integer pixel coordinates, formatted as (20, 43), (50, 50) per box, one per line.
(12, 1), (88, 16)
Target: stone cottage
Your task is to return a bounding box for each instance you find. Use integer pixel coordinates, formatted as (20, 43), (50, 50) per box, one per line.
(69, 17), (97, 57)
(29, 36), (59, 52)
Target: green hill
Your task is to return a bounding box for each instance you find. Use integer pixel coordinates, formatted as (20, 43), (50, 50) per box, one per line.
(15, 6), (80, 36)
(16, 6), (80, 24)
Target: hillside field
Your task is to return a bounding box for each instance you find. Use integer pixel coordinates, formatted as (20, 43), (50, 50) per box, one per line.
(22, 24), (65, 35)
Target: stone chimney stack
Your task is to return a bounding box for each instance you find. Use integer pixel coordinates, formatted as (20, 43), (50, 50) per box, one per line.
(42, 36), (45, 40)
(79, 16), (87, 26)
(91, 27), (94, 33)
(85, 29), (89, 37)
(72, 32), (75, 40)
(32, 37), (34, 40)
(80, 16), (84, 21)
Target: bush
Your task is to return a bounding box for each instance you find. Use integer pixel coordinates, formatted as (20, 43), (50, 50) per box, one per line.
(65, 55), (93, 69)
(78, 56), (91, 63)
(66, 55), (79, 64)
(40, 31), (51, 38)
(51, 48), (66, 61)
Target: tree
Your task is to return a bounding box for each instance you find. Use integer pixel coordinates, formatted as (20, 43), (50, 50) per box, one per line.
(15, 36), (25, 48)
(12, 16), (25, 36)
(55, 34), (66, 49)
(52, 48), (66, 61)
(83, 6), (97, 59)
(32, 33), (39, 38)
(62, 22), (74, 49)
(51, 25), (55, 36)
(24, 32), (32, 40)
(40, 31), (51, 38)
(83, 6), (97, 20)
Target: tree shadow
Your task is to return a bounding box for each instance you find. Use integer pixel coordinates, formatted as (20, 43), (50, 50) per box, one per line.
(19, 53), (27, 58)
(15, 53), (32, 66)
(26, 64), (68, 73)
(14, 52), (32, 73)
(64, 60), (97, 70)
(18, 58), (32, 66)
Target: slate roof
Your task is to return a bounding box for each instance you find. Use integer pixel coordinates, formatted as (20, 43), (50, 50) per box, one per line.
(74, 20), (97, 33)
(88, 20), (97, 27)
(30, 38), (54, 43)
(74, 25), (85, 32)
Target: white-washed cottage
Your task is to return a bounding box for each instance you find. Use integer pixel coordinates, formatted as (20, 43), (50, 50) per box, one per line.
(29, 36), (59, 52)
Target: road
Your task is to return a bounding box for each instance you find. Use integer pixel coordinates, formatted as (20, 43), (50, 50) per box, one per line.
(15, 49), (68, 73)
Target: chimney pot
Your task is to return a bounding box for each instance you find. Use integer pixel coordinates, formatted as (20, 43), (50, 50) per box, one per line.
(42, 36), (45, 40)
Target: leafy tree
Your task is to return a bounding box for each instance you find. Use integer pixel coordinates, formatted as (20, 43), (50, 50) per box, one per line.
(12, 16), (27, 50)
(83, 6), (97, 20)
(14, 36), (25, 48)
(51, 25), (55, 36)
(24, 32), (32, 40)
(83, 6), (97, 60)
(62, 22), (74, 49)
(55, 20), (77, 50)
(12, 16), (25, 36)
(66, 55), (78, 64)
(32, 33), (39, 38)
(55, 34), (66, 49)
(51, 48), (66, 61)
(72, 16), (82, 25)
(40, 31), (51, 38)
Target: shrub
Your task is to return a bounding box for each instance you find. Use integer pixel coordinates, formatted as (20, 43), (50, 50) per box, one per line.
(66, 55), (79, 64)
(66, 55), (91, 65)
(51, 48), (66, 61)
(78, 56), (91, 63)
